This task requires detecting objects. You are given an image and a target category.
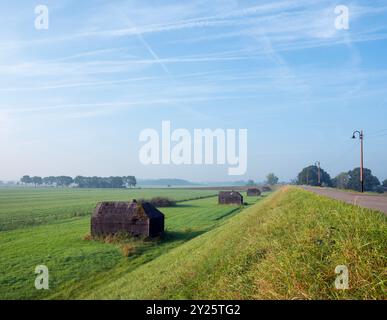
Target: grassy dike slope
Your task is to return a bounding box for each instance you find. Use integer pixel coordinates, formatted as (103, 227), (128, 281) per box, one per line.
(82, 187), (386, 300)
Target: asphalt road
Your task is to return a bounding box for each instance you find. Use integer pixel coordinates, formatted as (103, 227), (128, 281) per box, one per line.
(301, 186), (387, 214)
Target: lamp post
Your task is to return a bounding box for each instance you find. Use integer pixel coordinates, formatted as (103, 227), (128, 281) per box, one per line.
(352, 130), (364, 193)
(315, 161), (321, 186)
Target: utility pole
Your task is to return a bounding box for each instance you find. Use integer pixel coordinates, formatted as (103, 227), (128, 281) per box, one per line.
(315, 161), (321, 186)
(352, 130), (364, 193)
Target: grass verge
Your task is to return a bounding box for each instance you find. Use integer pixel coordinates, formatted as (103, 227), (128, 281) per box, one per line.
(81, 186), (386, 300)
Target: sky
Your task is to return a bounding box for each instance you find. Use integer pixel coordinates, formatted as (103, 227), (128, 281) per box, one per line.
(0, 0), (387, 182)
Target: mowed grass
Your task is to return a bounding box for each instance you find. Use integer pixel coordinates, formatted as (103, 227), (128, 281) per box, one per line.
(0, 189), (262, 299)
(1, 187), (384, 300)
(0, 188), (217, 231)
(74, 187), (385, 300)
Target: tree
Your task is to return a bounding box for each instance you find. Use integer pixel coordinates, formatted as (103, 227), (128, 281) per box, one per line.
(20, 175), (32, 185)
(110, 176), (124, 188)
(297, 165), (332, 186)
(266, 173), (279, 185)
(246, 179), (256, 186)
(347, 168), (380, 192)
(332, 172), (350, 189)
(31, 176), (42, 188)
(383, 179), (387, 188)
(43, 176), (57, 186)
(74, 176), (87, 187)
(56, 176), (73, 187)
(124, 176), (137, 188)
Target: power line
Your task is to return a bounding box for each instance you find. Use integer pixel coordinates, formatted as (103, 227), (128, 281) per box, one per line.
(367, 128), (387, 137)
(367, 132), (387, 139)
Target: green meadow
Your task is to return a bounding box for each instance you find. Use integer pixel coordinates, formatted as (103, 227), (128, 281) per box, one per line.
(0, 188), (217, 231)
(0, 187), (385, 300)
(84, 187), (386, 300)
(0, 187), (261, 299)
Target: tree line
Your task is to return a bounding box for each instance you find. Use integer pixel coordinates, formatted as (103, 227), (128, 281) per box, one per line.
(20, 175), (137, 188)
(296, 165), (386, 193)
(246, 173), (279, 186)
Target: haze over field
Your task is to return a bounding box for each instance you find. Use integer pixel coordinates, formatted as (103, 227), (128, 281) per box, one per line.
(1, 0), (387, 182)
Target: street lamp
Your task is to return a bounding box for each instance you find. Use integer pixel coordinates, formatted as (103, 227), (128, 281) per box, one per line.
(315, 161), (321, 186)
(352, 130), (364, 193)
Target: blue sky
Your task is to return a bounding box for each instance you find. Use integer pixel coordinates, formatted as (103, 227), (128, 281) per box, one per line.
(0, 0), (387, 182)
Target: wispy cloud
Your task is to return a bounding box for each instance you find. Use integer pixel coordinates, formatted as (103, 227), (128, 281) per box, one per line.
(0, 76), (158, 92)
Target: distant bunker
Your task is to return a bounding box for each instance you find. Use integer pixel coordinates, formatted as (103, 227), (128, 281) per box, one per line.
(91, 200), (164, 237)
(246, 188), (261, 196)
(218, 191), (243, 205)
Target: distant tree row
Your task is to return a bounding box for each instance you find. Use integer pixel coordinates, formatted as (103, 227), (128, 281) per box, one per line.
(297, 165), (385, 193)
(20, 175), (136, 188)
(246, 173), (280, 187)
(331, 168), (382, 193)
(74, 176), (136, 188)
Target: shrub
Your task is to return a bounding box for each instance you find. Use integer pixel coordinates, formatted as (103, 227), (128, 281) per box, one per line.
(83, 234), (92, 241)
(121, 243), (136, 257)
(373, 185), (385, 194)
(103, 234), (116, 243)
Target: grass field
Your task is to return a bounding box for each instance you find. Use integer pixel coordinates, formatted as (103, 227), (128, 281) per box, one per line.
(0, 186), (385, 299)
(0, 187), (262, 299)
(79, 187), (385, 300)
(0, 188), (217, 231)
